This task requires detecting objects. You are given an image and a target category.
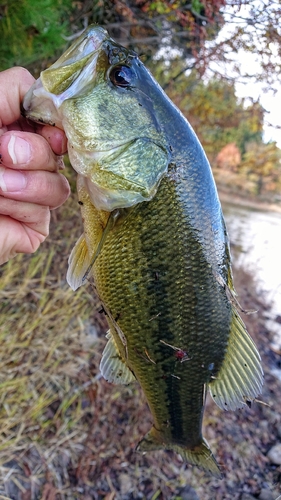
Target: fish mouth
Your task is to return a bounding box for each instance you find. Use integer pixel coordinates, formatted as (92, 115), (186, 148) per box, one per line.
(48, 26), (109, 70)
(22, 26), (110, 125)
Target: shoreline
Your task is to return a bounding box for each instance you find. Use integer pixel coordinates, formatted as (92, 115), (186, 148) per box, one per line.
(217, 186), (281, 213)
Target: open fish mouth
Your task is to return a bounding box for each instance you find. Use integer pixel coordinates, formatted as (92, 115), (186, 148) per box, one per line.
(22, 26), (110, 127)
(52, 26), (109, 67)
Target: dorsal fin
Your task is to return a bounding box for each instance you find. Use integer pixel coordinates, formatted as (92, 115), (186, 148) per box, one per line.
(209, 308), (263, 411)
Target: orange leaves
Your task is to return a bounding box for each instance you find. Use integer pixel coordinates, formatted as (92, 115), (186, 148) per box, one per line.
(216, 143), (241, 171)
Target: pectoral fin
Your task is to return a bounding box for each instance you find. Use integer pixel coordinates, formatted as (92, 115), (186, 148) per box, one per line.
(209, 307), (263, 410)
(82, 209), (121, 282)
(100, 331), (136, 385)
(66, 234), (91, 291)
(67, 209), (121, 290)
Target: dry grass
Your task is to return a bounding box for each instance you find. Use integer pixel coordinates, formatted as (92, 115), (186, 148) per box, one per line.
(0, 188), (106, 496)
(0, 170), (281, 499)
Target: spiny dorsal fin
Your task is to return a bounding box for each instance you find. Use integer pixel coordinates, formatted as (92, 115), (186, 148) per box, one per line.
(100, 331), (136, 385)
(209, 308), (263, 411)
(66, 234), (90, 291)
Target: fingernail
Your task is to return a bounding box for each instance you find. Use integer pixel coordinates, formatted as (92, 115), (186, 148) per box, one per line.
(8, 135), (31, 165)
(0, 166), (27, 192)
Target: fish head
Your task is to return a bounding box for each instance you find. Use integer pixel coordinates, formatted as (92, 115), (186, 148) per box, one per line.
(23, 25), (170, 211)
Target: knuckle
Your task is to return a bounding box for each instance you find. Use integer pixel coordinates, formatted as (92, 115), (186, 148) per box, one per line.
(39, 172), (70, 208)
(13, 67), (35, 86)
(55, 173), (71, 206)
(32, 135), (56, 169)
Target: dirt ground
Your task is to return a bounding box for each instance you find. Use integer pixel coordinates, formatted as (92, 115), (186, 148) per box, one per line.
(0, 191), (281, 500)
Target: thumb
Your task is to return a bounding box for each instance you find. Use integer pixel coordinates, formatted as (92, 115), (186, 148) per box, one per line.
(0, 67), (35, 128)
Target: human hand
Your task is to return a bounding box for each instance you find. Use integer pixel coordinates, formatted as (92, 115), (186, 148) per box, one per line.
(0, 67), (70, 265)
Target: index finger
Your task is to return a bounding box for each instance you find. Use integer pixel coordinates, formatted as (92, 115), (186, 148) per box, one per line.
(0, 131), (64, 172)
(0, 67), (67, 156)
(0, 67), (34, 127)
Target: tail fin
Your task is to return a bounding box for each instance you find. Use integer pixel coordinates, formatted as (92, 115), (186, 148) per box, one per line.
(172, 439), (222, 478)
(137, 427), (222, 478)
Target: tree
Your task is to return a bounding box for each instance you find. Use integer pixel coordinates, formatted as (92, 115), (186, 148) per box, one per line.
(1, 0), (280, 88)
(163, 71), (264, 161)
(0, 0), (74, 73)
(240, 142), (281, 195)
(98, 1), (281, 87)
(101, 0), (225, 60)
(216, 143), (241, 171)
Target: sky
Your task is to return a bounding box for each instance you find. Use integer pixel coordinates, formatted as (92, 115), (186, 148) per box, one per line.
(207, 48), (281, 148)
(157, 4), (281, 148)
(218, 3), (281, 148)
(236, 83), (281, 147)
(233, 52), (281, 148)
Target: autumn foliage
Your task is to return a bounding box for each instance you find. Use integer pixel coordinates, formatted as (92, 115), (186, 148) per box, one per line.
(0, 0), (280, 200)
(216, 143), (241, 172)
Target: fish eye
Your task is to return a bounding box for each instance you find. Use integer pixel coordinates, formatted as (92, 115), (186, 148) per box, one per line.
(109, 65), (134, 87)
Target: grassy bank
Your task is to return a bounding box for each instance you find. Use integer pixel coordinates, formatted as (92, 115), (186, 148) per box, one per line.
(0, 171), (281, 499)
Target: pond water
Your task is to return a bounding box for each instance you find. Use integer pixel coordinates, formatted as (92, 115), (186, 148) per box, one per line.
(222, 201), (281, 348)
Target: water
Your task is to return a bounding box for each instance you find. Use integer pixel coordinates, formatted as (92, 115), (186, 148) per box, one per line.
(222, 201), (281, 349)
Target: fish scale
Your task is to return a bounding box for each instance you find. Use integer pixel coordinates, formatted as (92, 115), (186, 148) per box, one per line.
(22, 24), (263, 477)
(79, 172), (231, 446)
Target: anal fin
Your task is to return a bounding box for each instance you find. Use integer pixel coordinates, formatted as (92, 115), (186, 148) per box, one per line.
(100, 331), (136, 385)
(209, 307), (264, 411)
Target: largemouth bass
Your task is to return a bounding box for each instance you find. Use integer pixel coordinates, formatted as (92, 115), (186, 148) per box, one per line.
(23, 26), (263, 477)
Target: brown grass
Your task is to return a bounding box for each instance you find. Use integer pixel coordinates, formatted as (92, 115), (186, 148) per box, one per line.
(0, 170), (281, 499)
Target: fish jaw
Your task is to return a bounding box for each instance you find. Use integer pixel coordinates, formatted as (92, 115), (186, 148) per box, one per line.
(22, 26), (109, 128)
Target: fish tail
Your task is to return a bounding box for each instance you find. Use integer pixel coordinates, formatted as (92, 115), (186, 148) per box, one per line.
(137, 427), (222, 478)
(172, 439), (222, 478)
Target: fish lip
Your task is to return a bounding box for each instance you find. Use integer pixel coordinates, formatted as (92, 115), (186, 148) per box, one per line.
(52, 26), (109, 67)
(22, 26), (110, 121)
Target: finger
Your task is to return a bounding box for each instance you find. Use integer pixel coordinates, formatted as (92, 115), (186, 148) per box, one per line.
(0, 196), (49, 226)
(0, 68), (68, 155)
(5, 121), (68, 156)
(0, 67), (34, 127)
(0, 131), (64, 172)
(39, 125), (68, 155)
(0, 206), (50, 265)
(0, 169), (70, 209)
(0, 197), (50, 265)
